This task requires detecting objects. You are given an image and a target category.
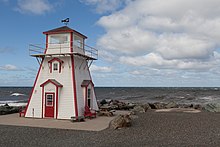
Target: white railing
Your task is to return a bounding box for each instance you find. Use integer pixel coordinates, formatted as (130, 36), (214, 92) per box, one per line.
(29, 42), (98, 60)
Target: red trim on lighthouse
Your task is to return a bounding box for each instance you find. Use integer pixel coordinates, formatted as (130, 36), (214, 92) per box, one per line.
(24, 58), (44, 117)
(56, 86), (58, 119)
(85, 86), (88, 107)
(70, 32), (73, 52)
(48, 57), (64, 64)
(70, 32), (78, 118)
(41, 86), (44, 118)
(71, 55), (78, 118)
(45, 34), (48, 53)
(48, 58), (64, 73)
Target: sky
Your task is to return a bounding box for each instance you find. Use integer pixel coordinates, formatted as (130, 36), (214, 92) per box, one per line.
(1, 0), (220, 87)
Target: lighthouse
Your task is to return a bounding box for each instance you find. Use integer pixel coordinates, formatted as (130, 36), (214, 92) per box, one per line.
(25, 26), (99, 119)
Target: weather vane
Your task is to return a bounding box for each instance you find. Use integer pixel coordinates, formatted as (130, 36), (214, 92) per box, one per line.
(61, 18), (69, 26)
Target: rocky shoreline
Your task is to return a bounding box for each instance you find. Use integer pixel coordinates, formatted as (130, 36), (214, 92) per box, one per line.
(1, 99), (220, 116)
(98, 99), (220, 113)
(0, 104), (21, 115)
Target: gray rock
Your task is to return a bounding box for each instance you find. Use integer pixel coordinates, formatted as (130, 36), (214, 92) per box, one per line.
(165, 101), (178, 108)
(132, 105), (146, 113)
(204, 103), (220, 112)
(0, 106), (20, 115)
(100, 99), (107, 105)
(109, 104), (119, 110)
(193, 104), (202, 110)
(110, 114), (131, 129)
(149, 102), (166, 109)
(142, 103), (151, 110)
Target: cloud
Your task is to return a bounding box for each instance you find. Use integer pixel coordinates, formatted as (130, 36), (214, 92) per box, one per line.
(90, 65), (112, 72)
(97, 0), (220, 73)
(80, 0), (132, 14)
(16, 0), (53, 15)
(0, 64), (21, 71)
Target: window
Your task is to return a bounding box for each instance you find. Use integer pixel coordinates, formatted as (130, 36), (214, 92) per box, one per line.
(46, 94), (53, 106)
(49, 34), (69, 44)
(87, 89), (91, 108)
(53, 63), (58, 71)
(74, 35), (83, 48)
(48, 58), (64, 73)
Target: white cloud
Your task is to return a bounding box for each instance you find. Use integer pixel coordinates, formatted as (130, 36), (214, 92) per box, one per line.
(0, 64), (20, 71)
(97, 0), (220, 72)
(90, 65), (112, 72)
(80, 0), (132, 14)
(16, 0), (52, 15)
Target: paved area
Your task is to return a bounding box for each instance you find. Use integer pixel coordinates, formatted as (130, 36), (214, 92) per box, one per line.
(0, 111), (129, 131)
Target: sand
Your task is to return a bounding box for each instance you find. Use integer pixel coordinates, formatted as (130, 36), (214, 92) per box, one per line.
(1, 110), (220, 146)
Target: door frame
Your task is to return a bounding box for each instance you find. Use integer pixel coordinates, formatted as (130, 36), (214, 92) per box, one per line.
(45, 92), (55, 118)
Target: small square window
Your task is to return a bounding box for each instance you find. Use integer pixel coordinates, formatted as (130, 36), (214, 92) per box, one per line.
(53, 63), (58, 71)
(46, 94), (53, 106)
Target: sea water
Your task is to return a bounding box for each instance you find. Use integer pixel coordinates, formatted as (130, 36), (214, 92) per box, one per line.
(1, 87), (220, 106)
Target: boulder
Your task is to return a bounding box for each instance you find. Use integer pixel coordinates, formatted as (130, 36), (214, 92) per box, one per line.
(132, 105), (146, 113)
(0, 106), (20, 115)
(110, 114), (131, 129)
(149, 102), (166, 109)
(142, 103), (151, 110)
(204, 103), (220, 112)
(193, 104), (202, 110)
(165, 101), (178, 109)
(110, 100), (120, 105)
(109, 104), (119, 110)
(100, 99), (108, 105)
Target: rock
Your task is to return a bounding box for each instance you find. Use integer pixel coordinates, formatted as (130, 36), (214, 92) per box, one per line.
(204, 103), (220, 112)
(125, 103), (136, 110)
(105, 99), (112, 103)
(109, 104), (119, 110)
(117, 102), (126, 110)
(132, 105), (146, 113)
(165, 101), (178, 109)
(110, 114), (131, 129)
(0, 106), (20, 115)
(193, 104), (202, 110)
(142, 103), (151, 110)
(4, 103), (9, 107)
(100, 99), (107, 105)
(110, 100), (120, 105)
(149, 102), (166, 109)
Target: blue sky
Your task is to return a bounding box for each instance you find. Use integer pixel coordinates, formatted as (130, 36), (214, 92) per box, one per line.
(1, 0), (220, 87)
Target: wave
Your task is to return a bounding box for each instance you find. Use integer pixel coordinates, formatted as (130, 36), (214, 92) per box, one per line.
(10, 93), (25, 96)
(0, 100), (27, 107)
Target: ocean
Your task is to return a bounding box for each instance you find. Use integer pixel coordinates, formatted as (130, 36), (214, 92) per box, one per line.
(1, 87), (220, 106)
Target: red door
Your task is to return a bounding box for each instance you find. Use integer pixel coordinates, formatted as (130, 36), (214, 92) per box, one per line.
(45, 93), (55, 118)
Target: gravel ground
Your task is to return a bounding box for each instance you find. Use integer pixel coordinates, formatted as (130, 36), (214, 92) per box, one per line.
(1, 111), (220, 147)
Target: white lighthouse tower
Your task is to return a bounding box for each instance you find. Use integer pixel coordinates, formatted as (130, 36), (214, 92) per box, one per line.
(24, 26), (99, 119)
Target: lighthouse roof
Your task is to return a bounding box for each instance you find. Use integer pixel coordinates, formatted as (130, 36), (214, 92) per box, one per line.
(43, 26), (87, 39)
(81, 80), (94, 87)
(40, 79), (63, 87)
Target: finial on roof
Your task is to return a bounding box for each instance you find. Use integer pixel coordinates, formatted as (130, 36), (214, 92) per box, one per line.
(61, 18), (69, 26)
